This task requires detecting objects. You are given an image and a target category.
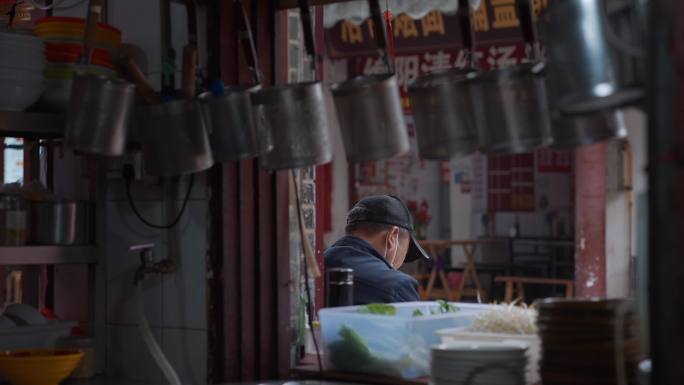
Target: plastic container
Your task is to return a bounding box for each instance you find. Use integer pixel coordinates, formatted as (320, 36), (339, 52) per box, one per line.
(0, 321), (77, 350)
(436, 327), (541, 385)
(318, 301), (492, 379)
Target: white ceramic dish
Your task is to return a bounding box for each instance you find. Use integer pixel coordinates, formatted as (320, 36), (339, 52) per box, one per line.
(0, 67), (45, 81)
(0, 31), (44, 45)
(0, 79), (46, 111)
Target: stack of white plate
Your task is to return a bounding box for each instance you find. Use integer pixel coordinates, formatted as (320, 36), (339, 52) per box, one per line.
(431, 341), (528, 385)
(0, 31), (46, 111)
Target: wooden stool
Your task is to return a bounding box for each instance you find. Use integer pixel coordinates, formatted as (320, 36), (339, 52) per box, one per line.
(494, 276), (575, 303)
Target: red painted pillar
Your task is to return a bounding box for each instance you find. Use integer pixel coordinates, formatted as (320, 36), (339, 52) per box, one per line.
(574, 142), (607, 298)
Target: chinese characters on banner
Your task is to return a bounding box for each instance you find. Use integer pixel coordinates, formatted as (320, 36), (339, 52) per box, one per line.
(352, 43), (536, 111)
(325, 0), (549, 58)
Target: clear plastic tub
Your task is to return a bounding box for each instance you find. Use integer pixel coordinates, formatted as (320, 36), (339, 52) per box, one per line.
(318, 301), (492, 379)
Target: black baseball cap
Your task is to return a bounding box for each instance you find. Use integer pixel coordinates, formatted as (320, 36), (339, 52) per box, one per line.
(347, 195), (431, 262)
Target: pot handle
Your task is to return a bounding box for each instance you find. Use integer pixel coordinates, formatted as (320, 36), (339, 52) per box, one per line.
(458, 0), (477, 69)
(182, 43), (198, 99)
(298, 0), (318, 76)
(118, 55), (162, 104)
(516, 0), (540, 60)
(368, 0), (394, 73)
(235, 0), (263, 84)
(79, 0), (104, 65)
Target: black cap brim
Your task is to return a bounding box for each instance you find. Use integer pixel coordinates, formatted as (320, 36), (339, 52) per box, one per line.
(405, 234), (431, 263)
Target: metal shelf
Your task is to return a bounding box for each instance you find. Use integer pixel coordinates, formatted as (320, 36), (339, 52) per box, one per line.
(0, 110), (65, 139)
(0, 246), (97, 265)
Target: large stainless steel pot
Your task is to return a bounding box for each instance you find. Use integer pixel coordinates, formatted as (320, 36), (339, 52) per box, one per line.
(331, 0), (407, 163)
(200, 85), (272, 162)
(408, 0), (478, 160)
(475, 0), (551, 154)
(138, 100), (214, 177)
(201, 0), (272, 162)
(475, 62), (551, 153)
(549, 109), (627, 149)
(331, 73), (408, 163)
(29, 201), (93, 245)
(540, 0), (645, 115)
(253, 0), (335, 170)
(64, 0), (135, 156)
(409, 70), (479, 159)
(252, 82), (334, 169)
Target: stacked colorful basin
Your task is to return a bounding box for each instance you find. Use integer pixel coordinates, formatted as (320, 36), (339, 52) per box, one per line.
(33, 16), (121, 112)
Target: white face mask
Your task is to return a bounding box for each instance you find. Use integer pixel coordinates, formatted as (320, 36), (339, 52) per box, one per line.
(383, 232), (399, 269)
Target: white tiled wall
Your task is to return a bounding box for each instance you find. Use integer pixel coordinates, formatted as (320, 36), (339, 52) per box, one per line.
(51, 2), (208, 383)
(104, 179), (209, 385)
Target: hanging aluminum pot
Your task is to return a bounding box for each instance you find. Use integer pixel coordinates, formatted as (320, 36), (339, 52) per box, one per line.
(540, 0), (645, 115)
(252, 82), (335, 169)
(200, 0), (272, 162)
(475, 0), (551, 154)
(64, 0), (135, 156)
(138, 99), (214, 176)
(200, 85), (273, 162)
(475, 62), (551, 153)
(331, 73), (408, 163)
(253, 0), (335, 170)
(408, 0), (478, 160)
(138, 41), (213, 176)
(549, 109), (627, 149)
(331, 0), (408, 163)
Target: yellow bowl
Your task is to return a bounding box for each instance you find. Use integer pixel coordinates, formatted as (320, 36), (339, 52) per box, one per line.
(0, 349), (84, 385)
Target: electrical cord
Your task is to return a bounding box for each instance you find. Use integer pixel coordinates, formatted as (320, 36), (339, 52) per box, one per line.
(291, 169), (323, 374)
(123, 165), (195, 229)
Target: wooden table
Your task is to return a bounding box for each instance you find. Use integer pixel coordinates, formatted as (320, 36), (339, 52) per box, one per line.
(416, 239), (506, 302)
(494, 275), (575, 302)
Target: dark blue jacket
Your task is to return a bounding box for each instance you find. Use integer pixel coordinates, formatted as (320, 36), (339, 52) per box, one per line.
(324, 235), (420, 305)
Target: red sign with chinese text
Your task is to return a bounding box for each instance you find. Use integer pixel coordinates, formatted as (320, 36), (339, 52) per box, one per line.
(325, 0), (549, 58)
(537, 148), (573, 173)
(488, 153), (535, 212)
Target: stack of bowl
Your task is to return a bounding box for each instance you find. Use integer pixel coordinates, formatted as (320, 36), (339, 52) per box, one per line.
(33, 16), (121, 112)
(431, 341), (528, 385)
(537, 298), (643, 385)
(0, 31), (46, 111)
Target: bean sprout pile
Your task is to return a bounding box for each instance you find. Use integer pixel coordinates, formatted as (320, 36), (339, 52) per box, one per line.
(467, 302), (538, 335)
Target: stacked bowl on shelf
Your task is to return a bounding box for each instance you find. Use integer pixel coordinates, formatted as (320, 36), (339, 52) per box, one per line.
(0, 31), (46, 111)
(33, 16), (121, 112)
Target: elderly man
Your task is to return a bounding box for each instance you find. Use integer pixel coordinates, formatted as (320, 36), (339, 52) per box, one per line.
(324, 195), (431, 305)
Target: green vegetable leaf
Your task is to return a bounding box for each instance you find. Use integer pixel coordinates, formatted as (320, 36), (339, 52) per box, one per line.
(436, 300), (459, 314)
(412, 309), (424, 317)
(358, 303), (397, 315)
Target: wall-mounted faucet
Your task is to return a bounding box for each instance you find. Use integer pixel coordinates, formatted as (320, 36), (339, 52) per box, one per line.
(130, 243), (178, 285)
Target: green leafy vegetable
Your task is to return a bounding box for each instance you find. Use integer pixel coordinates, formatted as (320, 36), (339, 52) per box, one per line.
(327, 324), (402, 377)
(436, 300), (459, 314)
(412, 309), (424, 317)
(358, 303), (397, 315)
